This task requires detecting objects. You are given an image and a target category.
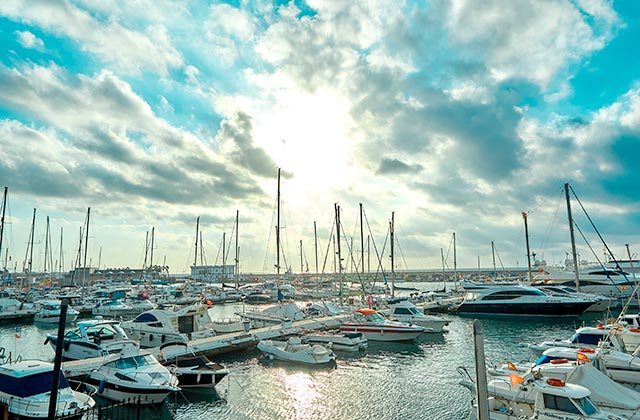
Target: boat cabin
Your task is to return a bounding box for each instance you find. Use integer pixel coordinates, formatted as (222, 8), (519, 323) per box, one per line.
(533, 380), (599, 418)
(0, 361), (70, 398)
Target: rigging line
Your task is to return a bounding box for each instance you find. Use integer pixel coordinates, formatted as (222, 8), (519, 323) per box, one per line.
(395, 234), (409, 271)
(262, 196), (278, 272)
(572, 220), (622, 293)
(526, 185), (564, 216)
(350, 213), (361, 272)
(338, 220), (367, 296)
(225, 222), (236, 264)
(538, 189), (564, 254)
(321, 219), (335, 274)
(494, 245), (508, 274)
(362, 208), (388, 286)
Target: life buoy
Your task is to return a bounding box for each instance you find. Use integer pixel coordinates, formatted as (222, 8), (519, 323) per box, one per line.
(546, 378), (565, 387)
(550, 358), (569, 365)
(578, 348), (596, 354)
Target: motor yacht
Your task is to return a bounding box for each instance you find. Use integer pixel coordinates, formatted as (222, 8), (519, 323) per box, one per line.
(529, 326), (628, 357)
(45, 319), (139, 360)
(34, 300), (79, 324)
(387, 299), (447, 332)
(88, 353), (180, 404)
(257, 336), (336, 366)
(0, 360), (95, 418)
(340, 308), (425, 341)
(0, 295), (35, 321)
(302, 332), (368, 352)
(159, 343), (228, 389)
(457, 282), (594, 317)
(532, 266), (635, 302)
(535, 285), (612, 312)
(121, 304), (216, 348)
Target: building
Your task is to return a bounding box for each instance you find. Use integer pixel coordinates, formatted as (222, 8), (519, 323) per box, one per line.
(190, 264), (235, 282)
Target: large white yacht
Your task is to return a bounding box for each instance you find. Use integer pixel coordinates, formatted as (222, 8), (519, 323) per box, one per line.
(88, 354), (179, 404)
(457, 282), (595, 317)
(532, 266), (636, 301)
(0, 360), (95, 418)
(45, 319), (139, 360)
(121, 304), (216, 348)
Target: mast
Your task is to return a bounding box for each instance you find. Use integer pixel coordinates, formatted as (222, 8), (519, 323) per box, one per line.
(300, 240), (303, 273)
(193, 216), (199, 267)
(332, 233), (336, 274)
(564, 182), (581, 292)
(453, 232), (458, 290)
(276, 168), (281, 275)
(0, 187), (7, 263)
(235, 210), (239, 287)
(441, 248), (446, 292)
(199, 232), (204, 265)
(625, 244), (638, 307)
(58, 227), (64, 277)
(491, 240), (497, 280)
(222, 232), (226, 280)
(150, 227), (155, 267)
(143, 231), (149, 269)
(44, 216), (50, 273)
(335, 203), (343, 304)
(522, 212), (533, 283)
(97, 246), (102, 271)
(390, 212), (395, 298)
(82, 207), (90, 287)
(359, 203), (364, 273)
(314, 221), (318, 274)
(367, 235), (370, 273)
(26, 208), (36, 288)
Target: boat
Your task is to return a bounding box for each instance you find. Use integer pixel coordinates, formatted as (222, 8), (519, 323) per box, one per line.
(34, 300), (79, 324)
(535, 285), (612, 312)
(462, 374), (625, 419)
(0, 360), (95, 418)
(257, 336), (336, 366)
(387, 299), (447, 332)
(92, 299), (134, 317)
(532, 266), (635, 302)
(45, 319), (139, 360)
(158, 343), (229, 389)
(0, 295), (36, 322)
(88, 353), (180, 404)
(121, 304), (216, 348)
(240, 303), (305, 328)
(210, 318), (251, 334)
(339, 308), (425, 341)
(609, 314), (640, 350)
(302, 331), (368, 352)
(529, 326), (629, 356)
(457, 282), (595, 317)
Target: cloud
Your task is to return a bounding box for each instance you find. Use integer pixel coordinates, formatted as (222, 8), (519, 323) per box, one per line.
(376, 158), (423, 175)
(0, 0), (183, 76)
(15, 30), (44, 50)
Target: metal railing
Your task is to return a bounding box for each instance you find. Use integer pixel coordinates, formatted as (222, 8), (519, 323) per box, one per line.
(55, 397), (143, 419)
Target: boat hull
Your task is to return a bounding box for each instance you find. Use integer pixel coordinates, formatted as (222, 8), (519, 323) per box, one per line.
(457, 301), (593, 317)
(339, 324), (423, 342)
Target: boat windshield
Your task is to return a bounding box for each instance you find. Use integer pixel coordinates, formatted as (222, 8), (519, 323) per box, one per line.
(569, 333), (605, 345)
(0, 371), (69, 398)
(408, 307), (422, 315)
(366, 313), (386, 323)
(111, 354), (156, 369)
(573, 397), (598, 415)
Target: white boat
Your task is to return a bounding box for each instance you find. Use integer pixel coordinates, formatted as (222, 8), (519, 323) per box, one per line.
(92, 299), (134, 317)
(257, 336), (336, 366)
(466, 375), (624, 419)
(0, 296), (35, 321)
(535, 285), (613, 312)
(302, 332), (368, 352)
(533, 266), (635, 302)
(240, 303), (306, 328)
(340, 308), (425, 341)
(45, 319), (139, 361)
(610, 314), (640, 351)
(0, 360), (95, 418)
(34, 300), (79, 324)
(458, 282), (595, 317)
(529, 326), (629, 356)
(158, 343), (228, 389)
(486, 362), (639, 418)
(387, 299), (447, 332)
(211, 318), (251, 334)
(88, 354), (180, 404)
(121, 304), (216, 348)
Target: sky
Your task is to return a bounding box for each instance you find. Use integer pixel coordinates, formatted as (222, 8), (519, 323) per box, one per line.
(0, 0), (639, 275)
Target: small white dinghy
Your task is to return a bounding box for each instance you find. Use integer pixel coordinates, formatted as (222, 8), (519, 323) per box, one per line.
(302, 332), (368, 352)
(257, 337), (336, 366)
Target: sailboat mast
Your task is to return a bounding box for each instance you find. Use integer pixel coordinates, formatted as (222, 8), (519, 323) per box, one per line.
(26, 208), (36, 287)
(222, 232), (226, 280)
(143, 231), (149, 269)
(83, 207), (90, 287)
(564, 182), (581, 292)
(235, 210), (239, 287)
(367, 235), (370, 274)
(0, 187), (7, 261)
(522, 212), (533, 283)
(390, 212), (395, 298)
(359, 203), (364, 274)
(300, 240), (303, 273)
(453, 232), (458, 290)
(335, 203), (343, 305)
(276, 168), (281, 275)
(491, 240), (496, 280)
(59, 227), (64, 277)
(314, 221), (318, 274)
(150, 227), (155, 267)
(194, 217), (199, 267)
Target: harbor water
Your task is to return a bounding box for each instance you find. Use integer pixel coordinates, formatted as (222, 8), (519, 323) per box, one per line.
(0, 286), (608, 419)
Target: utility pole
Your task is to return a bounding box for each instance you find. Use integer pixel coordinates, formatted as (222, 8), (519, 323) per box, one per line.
(564, 182), (581, 292)
(522, 212), (533, 283)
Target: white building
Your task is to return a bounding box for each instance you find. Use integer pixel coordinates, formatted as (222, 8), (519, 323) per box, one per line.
(190, 265), (235, 282)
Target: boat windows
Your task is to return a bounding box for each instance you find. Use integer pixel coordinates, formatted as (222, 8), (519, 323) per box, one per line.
(393, 308), (413, 315)
(133, 313), (159, 323)
(114, 372), (135, 382)
(0, 371), (69, 398)
(64, 330), (82, 340)
(569, 333), (606, 345)
(573, 397), (598, 415)
(542, 394), (581, 414)
(481, 290), (544, 300)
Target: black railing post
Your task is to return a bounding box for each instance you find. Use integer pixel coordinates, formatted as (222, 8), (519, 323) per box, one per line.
(48, 298), (69, 419)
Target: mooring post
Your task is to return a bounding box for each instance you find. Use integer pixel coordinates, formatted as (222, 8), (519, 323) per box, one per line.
(48, 297), (69, 419)
(473, 319), (489, 420)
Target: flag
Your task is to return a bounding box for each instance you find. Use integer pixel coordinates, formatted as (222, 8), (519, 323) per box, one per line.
(509, 373), (524, 386)
(15, 326), (21, 339)
(577, 352), (590, 363)
(507, 362), (517, 371)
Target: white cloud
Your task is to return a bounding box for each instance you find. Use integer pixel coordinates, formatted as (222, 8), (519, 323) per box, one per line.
(15, 30), (44, 50)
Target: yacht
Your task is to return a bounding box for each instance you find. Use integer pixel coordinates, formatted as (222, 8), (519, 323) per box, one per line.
(240, 303), (305, 328)
(532, 266), (636, 301)
(121, 304), (216, 348)
(88, 354), (180, 404)
(457, 282), (594, 317)
(257, 336), (336, 366)
(535, 285), (612, 312)
(0, 294), (35, 321)
(387, 299), (447, 332)
(0, 360), (95, 418)
(45, 319), (139, 360)
(158, 343), (228, 389)
(529, 326), (628, 356)
(34, 300), (79, 324)
(340, 308), (425, 341)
